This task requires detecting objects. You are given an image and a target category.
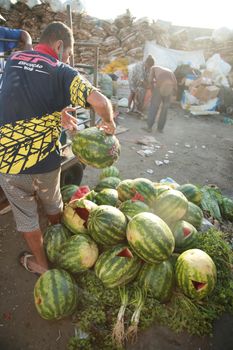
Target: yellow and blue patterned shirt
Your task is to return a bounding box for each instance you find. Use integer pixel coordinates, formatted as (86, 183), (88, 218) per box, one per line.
(0, 49), (94, 174)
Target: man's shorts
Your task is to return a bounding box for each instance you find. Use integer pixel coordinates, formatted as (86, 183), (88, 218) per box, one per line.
(0, 168), (63, 232)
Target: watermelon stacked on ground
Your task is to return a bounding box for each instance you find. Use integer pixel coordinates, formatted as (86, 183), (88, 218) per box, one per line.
(62, 199), (97, 235)
(61, 184), (79, 203)
(138, 260), (174, 303)
(177, 183), (202, 206)
(171, 220), (197, 253)
(44, 224), (71, 263)
(34, 269), (77, 320)
(95, 244), (141, 288)
(87, 205), (127, 246)
(99, 165), (120, 180)
(72, 127), (120, 169)
(175, 249), (217, 300)
(126, 212), (175, 263)
(56, 234), (99, 274)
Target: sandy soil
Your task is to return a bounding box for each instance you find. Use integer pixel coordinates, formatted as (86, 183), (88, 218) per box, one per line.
(0, 104), (233, 350)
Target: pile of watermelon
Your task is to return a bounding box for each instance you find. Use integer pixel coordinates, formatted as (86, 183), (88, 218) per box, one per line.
(34, 165), (233, 347)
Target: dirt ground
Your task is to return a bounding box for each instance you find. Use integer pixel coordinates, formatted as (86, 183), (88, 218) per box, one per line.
(0, 104), (233, 350)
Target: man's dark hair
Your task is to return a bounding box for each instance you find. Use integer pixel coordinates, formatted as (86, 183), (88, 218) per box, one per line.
(39, 22), (73, 49)
(145, 54), (155, 67)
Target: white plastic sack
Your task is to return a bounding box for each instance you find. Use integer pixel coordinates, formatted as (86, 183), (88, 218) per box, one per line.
(143, 41), (205, 72)
(206, 54), (231, 77)
(212, 27), (233, 43)
(181, 90), (199, 110)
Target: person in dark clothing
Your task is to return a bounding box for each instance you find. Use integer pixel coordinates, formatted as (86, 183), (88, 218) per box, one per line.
(143, 65), (177, 133)
(0, 21), (115, 275)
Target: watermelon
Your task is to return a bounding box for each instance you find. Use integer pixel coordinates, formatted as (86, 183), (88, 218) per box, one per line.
(72, 127), (120, 169)
(177, 183), (202, 206)
(220, 196), (233, 221)
(95, 188), (118, 206)
(61, 184), (79, 203)
(62, 199), (97, 235)
(175, 249), (217, 300)
(44, 224), (70, 263)
(56, 234), (99, 273)
(183, 201), (204, 229)
(99, 165), (120, 180)
(95, 244), (141, 288)
(95, 176), (121, 192)
(116, 179), (135, 202)
(126, 212), (175, 263)
(119, 199), (151, 219)
(153, 189), (188, 225)
(87, 205), (127, 246)
(34, 269), (77, 320)
(132, 178), (158, 207)
(153, 183), (171, 196)
(138, 260), (174, 303)
(70, 185), (91, 201)
(171, 220), (197, 253)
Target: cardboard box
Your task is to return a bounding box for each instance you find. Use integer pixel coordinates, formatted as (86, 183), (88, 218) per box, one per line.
(193, 85), (220, 101)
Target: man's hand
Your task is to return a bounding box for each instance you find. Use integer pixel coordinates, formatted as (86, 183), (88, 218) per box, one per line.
(97, 120), (116, 135)
(61, 107), (78, 131)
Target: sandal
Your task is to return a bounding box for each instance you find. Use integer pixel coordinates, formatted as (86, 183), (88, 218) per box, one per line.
(18, 251), (41, 276)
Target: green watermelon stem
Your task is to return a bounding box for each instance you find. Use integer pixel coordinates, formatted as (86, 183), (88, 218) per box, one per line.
(112, 286), (129, 348)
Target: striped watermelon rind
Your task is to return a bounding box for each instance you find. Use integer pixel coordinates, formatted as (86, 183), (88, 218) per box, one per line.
(153, 189), (188, 225)
(119, 199), (151, 219)
(132, 178), (158, 207)
(177, 183), (202, 206)
(138, 260), (174, 303)
(126, 212), (175, 263)
(94, 188), (118, 206)
(72, 127), (120, 169)
(183, 201), (204, 229)
(62, 199), (98, 235)
(175, 248), (217, 300)
(44, 224), (70, 263)
(34, 269), (77, 320)
(95, 176), (121, 192)
(61, 184), (79, 203)
(116, 179), (135, 202)
(95, 244), (141, 288)
(171, 220), (197, 253)
(56, 234), (99, 273)
(99, 165), (120, 180)
(87, 205), (127, 245)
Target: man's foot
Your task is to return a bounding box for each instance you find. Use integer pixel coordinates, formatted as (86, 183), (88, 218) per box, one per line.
(18, 251), (47, 276)
(141, 127), (152, 133)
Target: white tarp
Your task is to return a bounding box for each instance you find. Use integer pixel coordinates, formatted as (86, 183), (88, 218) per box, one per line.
(143, 41), (205, 72)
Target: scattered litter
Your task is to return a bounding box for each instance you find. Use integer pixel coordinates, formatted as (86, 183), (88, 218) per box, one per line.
(165, 154), (169, 158)
(56, 330), (62, 342)
(163, 159), (170, 164)
(168, 150), (174, 154)
(201, 145), (206, 149)
(137, 149), (154, 157)
(146, 169), (154, 174)
(195, 145), (198, 149)
(175, 142), (179, 146)
(0, 324), (4, 327)
(155, 160), (164, 166)
(136, 136), (160, 145)
(141, 145), (155, 150)
(155, 145), (161, 149)
(185, 144), (191, 148)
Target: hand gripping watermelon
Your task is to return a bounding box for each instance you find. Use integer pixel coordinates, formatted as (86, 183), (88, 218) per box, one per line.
(87, 205), (127, 246)
(62, 198), (97, 235)
(175, 248), (217, 300)
(72, 127), (120, 169)
(56, 234), (99, 273)
(126, 212), (175, 263)
(138, 260), (174, 303)
(95, 244), (141, 288)
(34, 269), (77, 320)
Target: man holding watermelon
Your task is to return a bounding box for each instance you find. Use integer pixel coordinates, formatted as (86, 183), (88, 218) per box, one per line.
(0, 22), (116, 276)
